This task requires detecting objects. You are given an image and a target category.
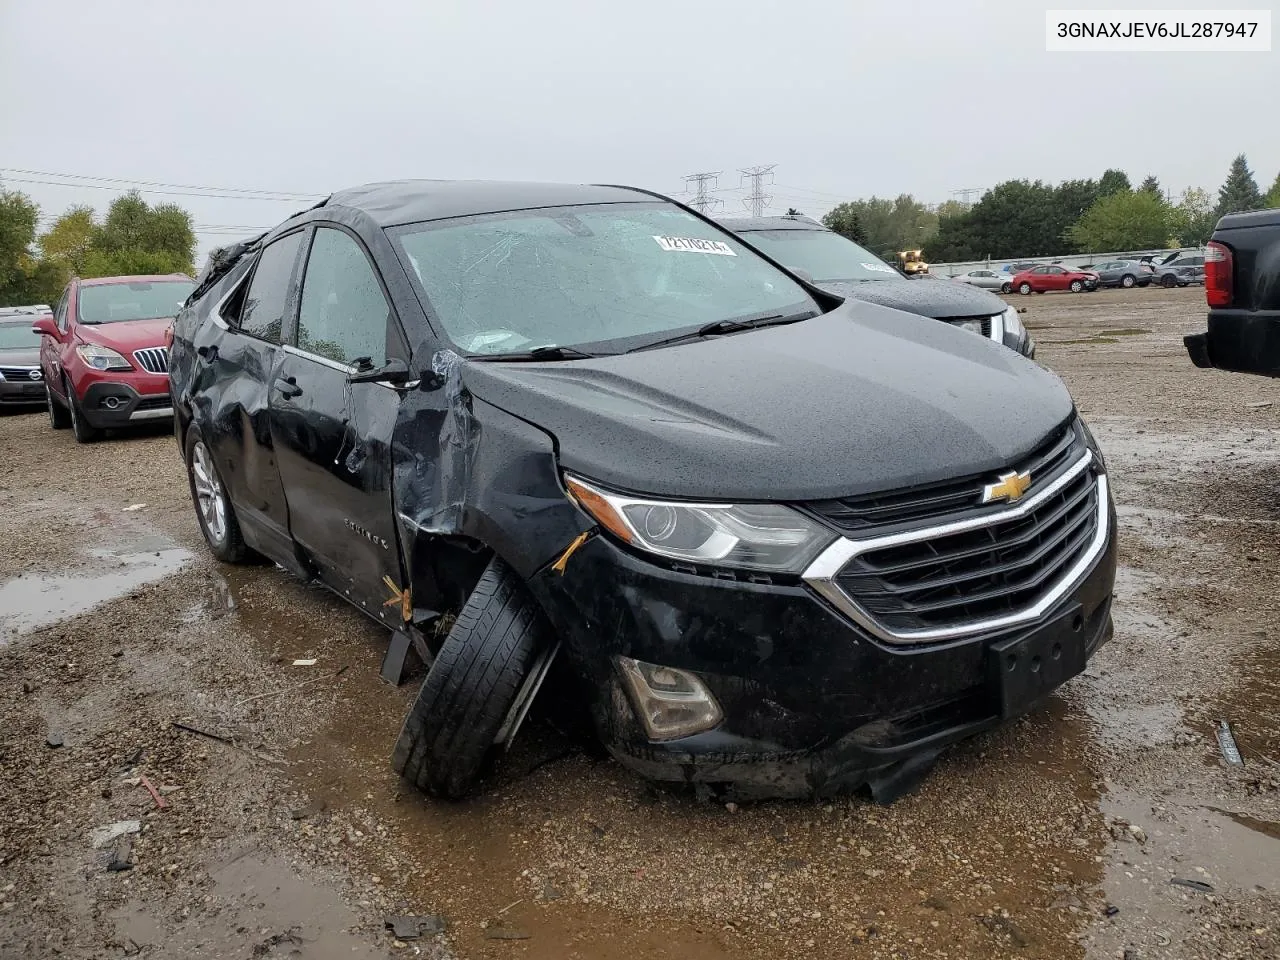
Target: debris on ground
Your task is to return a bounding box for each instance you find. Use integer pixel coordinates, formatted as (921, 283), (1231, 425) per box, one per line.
(1216, 720), (1244, 766)
(1245, 401), (1273, 409)
(484, 926), (531, 941)
(1128, 824), (1148, 844)
(384, 915), (447, 940)
(105, 836), (134, 872)
(171, 720), (234, 744)
(292, 658), (318, 667)
(122, 503), (148, 512)
(139, 774), (168, 809)
(1170, 878), (1215, 894)
(90, 820), (141, 849)
(44, 731), (63, 748)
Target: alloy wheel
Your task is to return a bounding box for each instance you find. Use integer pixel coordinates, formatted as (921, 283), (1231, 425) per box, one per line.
(191, 441), (228, 545)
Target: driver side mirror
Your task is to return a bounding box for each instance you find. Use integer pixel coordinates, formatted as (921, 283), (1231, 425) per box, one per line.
(348, 357), (412, 386)
(31, 314), (59, 340)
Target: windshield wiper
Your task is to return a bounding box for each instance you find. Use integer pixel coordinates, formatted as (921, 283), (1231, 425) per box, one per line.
(626, 312), (814, 353)
(473, 344), (600, 362)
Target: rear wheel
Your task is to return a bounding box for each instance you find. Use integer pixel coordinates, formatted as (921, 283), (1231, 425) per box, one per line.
(1000, 282), (1013, 294)
(184, 426), (254, 563)
(66, 378), (102, 443)
(1161, 273), (1177, 288)
(1069, 279), (1084, 293)
(1121, 274), (1136, 288)
(46, 381), (70, 429)
(393, 556), (549, 799)
(1018, 282), (1033, 295)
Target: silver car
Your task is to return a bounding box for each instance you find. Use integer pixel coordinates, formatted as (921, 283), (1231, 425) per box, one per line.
(0, 316), (46, 408)
(1088, 259), (1154, 289)
(953, 269), (1014, 294)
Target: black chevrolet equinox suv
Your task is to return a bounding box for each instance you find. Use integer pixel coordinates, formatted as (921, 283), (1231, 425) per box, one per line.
(171, 180), (1116, 801)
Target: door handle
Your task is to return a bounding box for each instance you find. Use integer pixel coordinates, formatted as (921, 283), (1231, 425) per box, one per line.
(274, 376), (303, 399)
(197, 345), (217, 360)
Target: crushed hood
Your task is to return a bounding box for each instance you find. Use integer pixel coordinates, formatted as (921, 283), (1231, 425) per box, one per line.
(818, 277), (1007, 321)
(460, 301), (1074, 502)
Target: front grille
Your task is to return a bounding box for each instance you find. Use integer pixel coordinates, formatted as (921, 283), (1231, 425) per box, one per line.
(0, 366), (41, 381)
(805, 422), (1083, 534)
(134, 395), (171, 411)
(133, 347), (169, 374)
(947, 315), (993, 338)
(832, 466), (1100, 633)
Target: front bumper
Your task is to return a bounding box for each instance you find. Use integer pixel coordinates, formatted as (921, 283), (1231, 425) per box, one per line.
(79, 380), (173, 427)
(0, 376), (46, 405)
(1186, 309), (1280, 377)
(529, 497), (1117, 799)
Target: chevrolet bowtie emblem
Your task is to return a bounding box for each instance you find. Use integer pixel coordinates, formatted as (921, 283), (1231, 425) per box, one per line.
(982, 470), (1032, 504)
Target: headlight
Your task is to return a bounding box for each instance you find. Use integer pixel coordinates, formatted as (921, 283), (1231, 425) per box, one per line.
(1001, 305), (1025, 339)
(954, 319), (985, 336)
(1078, 418), (1106, 473)
(75, 344), (132, 371)
(563, 474), (835, 574)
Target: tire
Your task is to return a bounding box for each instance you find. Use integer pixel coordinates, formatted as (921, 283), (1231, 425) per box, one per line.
(1018, 282), (1033, 295)
(1161, 273), (1177, 288)
(46, 381), (70, 430)
(1069, 280), (1084, 293)
(393, 557), (549, 799)
(66, 377), (102, 443)
(1000, 282), (1013, 294)
(1121, 274), (1136, 289)
(184, 425), (254, 563)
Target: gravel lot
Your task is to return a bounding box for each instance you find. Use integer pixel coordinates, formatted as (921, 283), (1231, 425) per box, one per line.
(2, 285), (1279, 960)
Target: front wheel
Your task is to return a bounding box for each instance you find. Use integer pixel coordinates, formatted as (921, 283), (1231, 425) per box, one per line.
(1161, 274), (1177, 288)
(185, 426), (254, 563)
(46, 382), (70, 430)
(1018, 282), (1033, 295)
(66, 378), (102, 443)
(1121, 274), (1136, 289)
(1070, 280), (1084, 293)
(392, 556), (550, 799)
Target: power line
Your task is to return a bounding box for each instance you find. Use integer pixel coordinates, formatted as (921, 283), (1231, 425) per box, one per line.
(1, 166), (320, 200)
(739, 164), (776, 218)
(950, 187), (983, 207)
(1, 173), (320, 202)
(682, 171), (723, 214)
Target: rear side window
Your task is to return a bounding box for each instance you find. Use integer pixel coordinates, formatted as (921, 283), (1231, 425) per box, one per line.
(238, 232), (303, 344)
(296, 228), (392, 367)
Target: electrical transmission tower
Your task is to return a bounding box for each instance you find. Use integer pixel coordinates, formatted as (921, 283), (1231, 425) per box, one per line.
(682, 172), (723, 214)
(951, 187), (982, 207)
(739, 164), (776, 217)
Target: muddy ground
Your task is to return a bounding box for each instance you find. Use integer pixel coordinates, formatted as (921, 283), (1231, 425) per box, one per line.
(2, 285), (1279, 960)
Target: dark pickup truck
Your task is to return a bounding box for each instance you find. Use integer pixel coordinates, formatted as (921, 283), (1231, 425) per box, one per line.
(1184, 208), (1280, 375)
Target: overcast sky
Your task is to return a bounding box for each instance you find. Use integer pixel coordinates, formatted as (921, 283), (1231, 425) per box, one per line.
(2, 0), (1276, 260)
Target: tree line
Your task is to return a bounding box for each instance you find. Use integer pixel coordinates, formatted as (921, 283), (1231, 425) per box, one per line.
(816, 154), (1280, 263)
(0, 190), (196, 307)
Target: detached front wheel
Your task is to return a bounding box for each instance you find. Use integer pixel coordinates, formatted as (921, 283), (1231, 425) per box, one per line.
(392, 556), (549, 799)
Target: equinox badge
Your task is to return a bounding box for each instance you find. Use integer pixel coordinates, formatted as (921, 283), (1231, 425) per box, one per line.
(982, 470), (1032, 504)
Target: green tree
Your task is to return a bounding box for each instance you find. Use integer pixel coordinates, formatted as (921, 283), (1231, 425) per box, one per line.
(1098, 169), (1132, 198)
(926, 180), (1059, 261)
(1216, 154), (1263, 216)
(82, 247), (190, 279)
(820, 195), (937, 257)
(1263, 171), (1280, 209)
(91, 191), (195, 274)
(934, 199), (970, 220)
(1169, 187), (1217, 245)
(1068, 190), (1171, 251)
(785, 207), (803, 216)
(822, 203), (867, 244)
(39, 205), (96, 275)
(0, 189), (40, 306)
(1139, 175), (1162, 196)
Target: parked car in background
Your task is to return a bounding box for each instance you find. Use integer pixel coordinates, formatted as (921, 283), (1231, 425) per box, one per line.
(1185, 209), (1280, 375)
(953, 269), (1014, 294)
(722, 216), (1033, 355)
(1152, 254), (1205, 287)
(1003, 261), (1038, 277)
(1012, 264), (1099, 295)
(0, 304), (52, 318)
(33, 274), (194, 442)
(0, 315), (46, 408)
(171, 180), (1111, 800)
(1089, 260), (1154, 289)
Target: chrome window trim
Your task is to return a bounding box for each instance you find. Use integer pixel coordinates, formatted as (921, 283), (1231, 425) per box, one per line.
(802, 451), (1106, 645)
(282, 343), (354, 374)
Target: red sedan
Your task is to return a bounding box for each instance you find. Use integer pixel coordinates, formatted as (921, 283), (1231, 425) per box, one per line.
(1010, 265), (1099, 295)
(33, 274), (194, 442)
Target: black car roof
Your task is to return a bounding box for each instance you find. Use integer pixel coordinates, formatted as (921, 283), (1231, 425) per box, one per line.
(718, 215), (828, 233)
(325, 180), (655, 227)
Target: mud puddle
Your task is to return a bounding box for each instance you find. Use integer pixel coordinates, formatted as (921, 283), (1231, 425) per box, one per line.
(0, 538), (190, 643)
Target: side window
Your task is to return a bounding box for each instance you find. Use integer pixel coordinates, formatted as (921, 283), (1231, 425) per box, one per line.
(54, 288), (70, 332)
(238, 232), (304, 344)
(297, 227), (393, 367)
(1032, 266), (1049, 275)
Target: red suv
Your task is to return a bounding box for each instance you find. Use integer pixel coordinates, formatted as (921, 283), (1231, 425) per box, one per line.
(1010, 265), (1099, 295)
(34, 275), (194, 442)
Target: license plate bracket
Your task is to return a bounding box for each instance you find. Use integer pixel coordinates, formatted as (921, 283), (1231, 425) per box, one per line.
(987, 605), (1089, 718)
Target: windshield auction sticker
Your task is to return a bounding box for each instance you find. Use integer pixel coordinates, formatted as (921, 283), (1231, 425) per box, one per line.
(653, 236), (737, 255)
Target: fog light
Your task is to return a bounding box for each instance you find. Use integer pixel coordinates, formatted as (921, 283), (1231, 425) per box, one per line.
(616, 656), (722, 741)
